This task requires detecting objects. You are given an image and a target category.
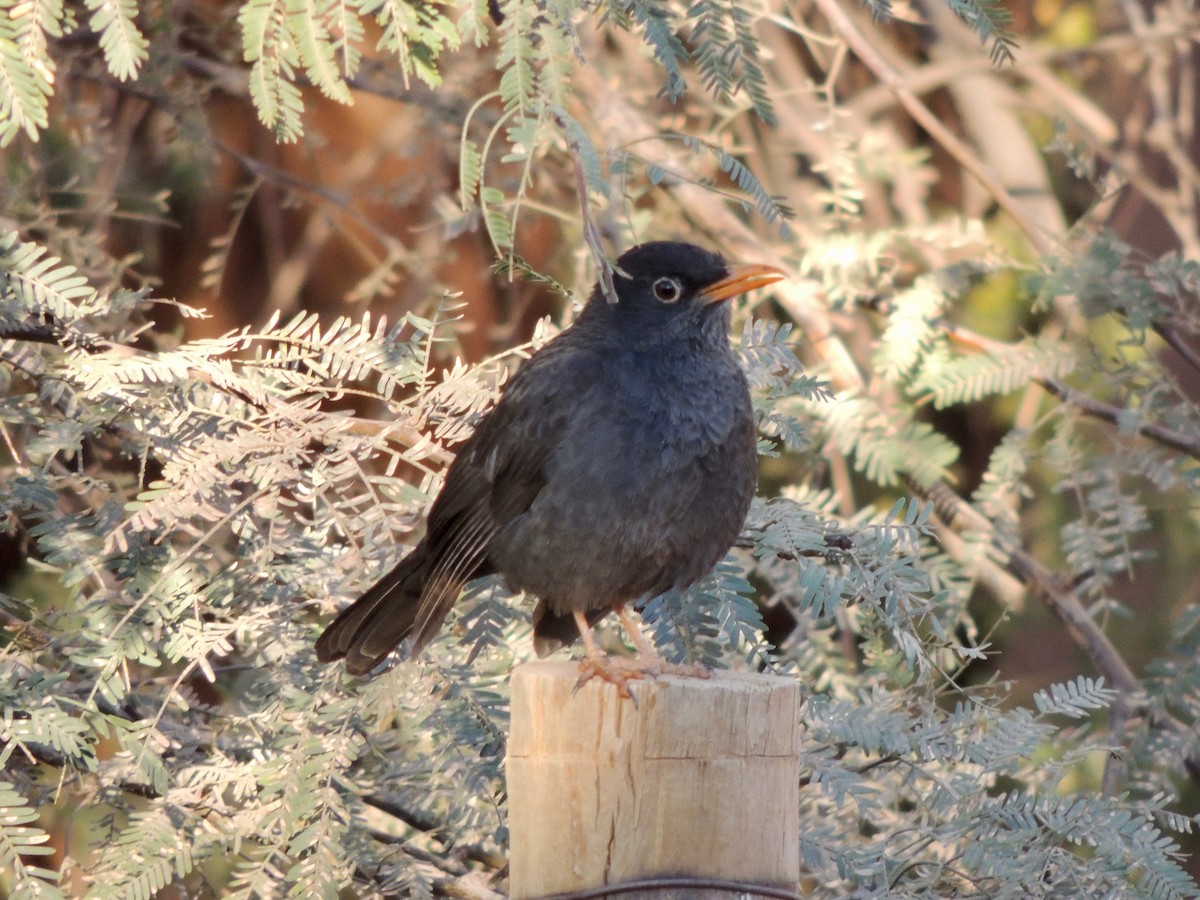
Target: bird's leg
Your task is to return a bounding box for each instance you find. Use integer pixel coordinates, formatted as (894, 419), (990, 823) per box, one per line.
(573, 609), (644, 699)
(573, 609), (607, 660)
(616, 604), (660, 658)
(615, 605), (709, 680)
(574, 607), (709, 697)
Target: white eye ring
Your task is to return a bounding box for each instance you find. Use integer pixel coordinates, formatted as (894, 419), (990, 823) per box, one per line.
(653, 277), (683, 303)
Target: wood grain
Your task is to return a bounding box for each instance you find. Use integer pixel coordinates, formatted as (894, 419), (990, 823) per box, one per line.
(507, 660), (801, 899)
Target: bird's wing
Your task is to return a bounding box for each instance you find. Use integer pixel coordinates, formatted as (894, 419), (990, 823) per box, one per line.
(407, 342), (597, 648)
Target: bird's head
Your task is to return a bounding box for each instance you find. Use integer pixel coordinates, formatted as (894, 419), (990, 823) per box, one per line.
(582, 241), (785, 345)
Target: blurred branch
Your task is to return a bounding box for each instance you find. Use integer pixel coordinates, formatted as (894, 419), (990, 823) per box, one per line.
(1038, 376), (1200, 460)
(940, 324), (1200, 460)
(357, 833), (504, 899)
(365, 827), (468, 876)
(917, 478), (1138, 696)
(1155, 321), (1200, 376)
(810, 0), (1053, 254)
(944, 322), (1200, 460)
(851, 23), (1199, 135)
(209, 138), (404, 261)
(363, 792), (452, 842)
(919, 475), (1200, 787)
(923, 3), (1068, 240)
(362, 794), (505, 870)
(1111, 0), (1200, 255)
(0, 607), (52, 647)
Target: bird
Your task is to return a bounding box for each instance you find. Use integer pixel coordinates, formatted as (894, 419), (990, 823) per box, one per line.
(315, 241), (785, 687)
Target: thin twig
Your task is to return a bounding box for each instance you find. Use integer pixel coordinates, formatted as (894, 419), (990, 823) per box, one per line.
(809, 0), (1053, 255)
(361, 793), (506, 870)
(553, 112), (618, 305)
(366, 828), (468, 877)
(917, 479), (1138, 696)
(943, 321), (1200, 460)
(1038, 377), (1200, 461)
(1155, 321), (1200, 376)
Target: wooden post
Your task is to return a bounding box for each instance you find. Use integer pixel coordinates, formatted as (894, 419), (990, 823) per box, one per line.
(507, 660), (800, 899)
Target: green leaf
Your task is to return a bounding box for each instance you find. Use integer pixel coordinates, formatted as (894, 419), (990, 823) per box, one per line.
(459, 137), (483, 210)
(0, 8), (56, 146)
(240, 0), (306, 141)
(286, 0), (354, 104)
(0, 782), (64, 900)
(624, 0), (688, 102)
(84, 0), (148, 81)
(912, 334), (1078, 408)
(688, 0), (776, 125)
(480, 186), (512, 250)
(365, 0), (458, 89)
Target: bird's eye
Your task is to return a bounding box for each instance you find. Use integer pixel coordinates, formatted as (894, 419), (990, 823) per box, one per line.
(653, 277), (682, 304)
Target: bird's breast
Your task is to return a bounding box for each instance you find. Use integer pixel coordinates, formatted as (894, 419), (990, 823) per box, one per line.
(571, 345), (747, 468)
(486, 342), (756, 613)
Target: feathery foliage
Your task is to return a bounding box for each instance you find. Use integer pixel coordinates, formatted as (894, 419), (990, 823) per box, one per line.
(0, 781), (63, 900)
(5, 0), (1200, 896)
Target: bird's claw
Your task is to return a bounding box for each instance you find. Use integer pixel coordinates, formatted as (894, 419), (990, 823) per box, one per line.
(574, 655), (646, 701)
(573, 655), (711, 702)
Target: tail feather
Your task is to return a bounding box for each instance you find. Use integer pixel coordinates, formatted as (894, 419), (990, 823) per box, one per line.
(531, 601), (609, 658)
(315, 553), (427, 675)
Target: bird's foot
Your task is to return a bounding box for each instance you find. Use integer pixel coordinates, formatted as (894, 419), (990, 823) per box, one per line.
(574, 655), (649, 699)
(574, 654), (710, 700)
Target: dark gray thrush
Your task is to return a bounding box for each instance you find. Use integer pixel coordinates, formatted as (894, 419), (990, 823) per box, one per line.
(315, 241), (785, 685)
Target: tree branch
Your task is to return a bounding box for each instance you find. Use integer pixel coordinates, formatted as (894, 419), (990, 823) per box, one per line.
(1038, 376), (1200, 460)
(1155, 321), (1200, 377)
(917, 479), (1138, 695)
(809, 0), (1053, 255)
(943, 321), (1200, 460)
(361, 794), (505, 870)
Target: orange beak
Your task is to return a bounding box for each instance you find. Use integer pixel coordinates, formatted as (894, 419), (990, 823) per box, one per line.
(697, 263), (787, 304)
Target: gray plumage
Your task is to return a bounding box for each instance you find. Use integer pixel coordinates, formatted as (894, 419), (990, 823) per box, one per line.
(316, 241), (765, 675)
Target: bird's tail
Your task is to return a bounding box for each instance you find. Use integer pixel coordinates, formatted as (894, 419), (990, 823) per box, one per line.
(315, 550), (432, 675)
(531, 601), (609, 658)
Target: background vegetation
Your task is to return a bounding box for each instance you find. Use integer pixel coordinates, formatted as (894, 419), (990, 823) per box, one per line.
(3, 0), (1200, 895)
